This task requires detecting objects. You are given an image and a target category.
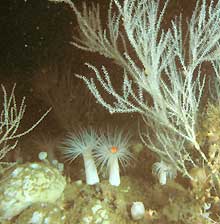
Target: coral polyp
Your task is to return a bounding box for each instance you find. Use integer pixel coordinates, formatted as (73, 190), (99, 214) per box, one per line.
(94, 129), (134, 186)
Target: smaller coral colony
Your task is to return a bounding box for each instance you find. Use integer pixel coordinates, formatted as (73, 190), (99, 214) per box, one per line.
(60, 128), (134, 186)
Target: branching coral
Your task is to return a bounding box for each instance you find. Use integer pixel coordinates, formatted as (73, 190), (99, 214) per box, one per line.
(0, 84), (51, 168)
(70, 0), (220, 181)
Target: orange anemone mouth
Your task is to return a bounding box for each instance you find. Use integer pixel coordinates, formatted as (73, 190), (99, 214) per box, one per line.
(110, 146), (118, 153)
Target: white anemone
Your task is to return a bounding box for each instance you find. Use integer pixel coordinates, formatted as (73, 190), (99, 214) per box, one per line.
(60, 128), (99, 185)
(152, 160), (177, 185)
(94, 129), (134, 186)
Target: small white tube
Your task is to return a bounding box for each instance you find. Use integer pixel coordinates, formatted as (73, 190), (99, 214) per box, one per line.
(131, 202), (145, 220)
(109, 158), (120, 186)
(83, 152), (100, 185)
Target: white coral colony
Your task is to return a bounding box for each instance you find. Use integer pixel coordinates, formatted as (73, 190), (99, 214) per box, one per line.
(60, 128), (99, 185)
(94, 130), (134, 186)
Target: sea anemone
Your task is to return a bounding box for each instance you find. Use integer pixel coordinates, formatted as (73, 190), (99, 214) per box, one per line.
(94, 129), (134, 186)
(60, 128), (99, 185)
(152, 160), (177, 185)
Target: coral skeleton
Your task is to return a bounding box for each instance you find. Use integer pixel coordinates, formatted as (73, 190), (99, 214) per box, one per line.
(94, 129), (134, 186)
(60, 128), (100, 185)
